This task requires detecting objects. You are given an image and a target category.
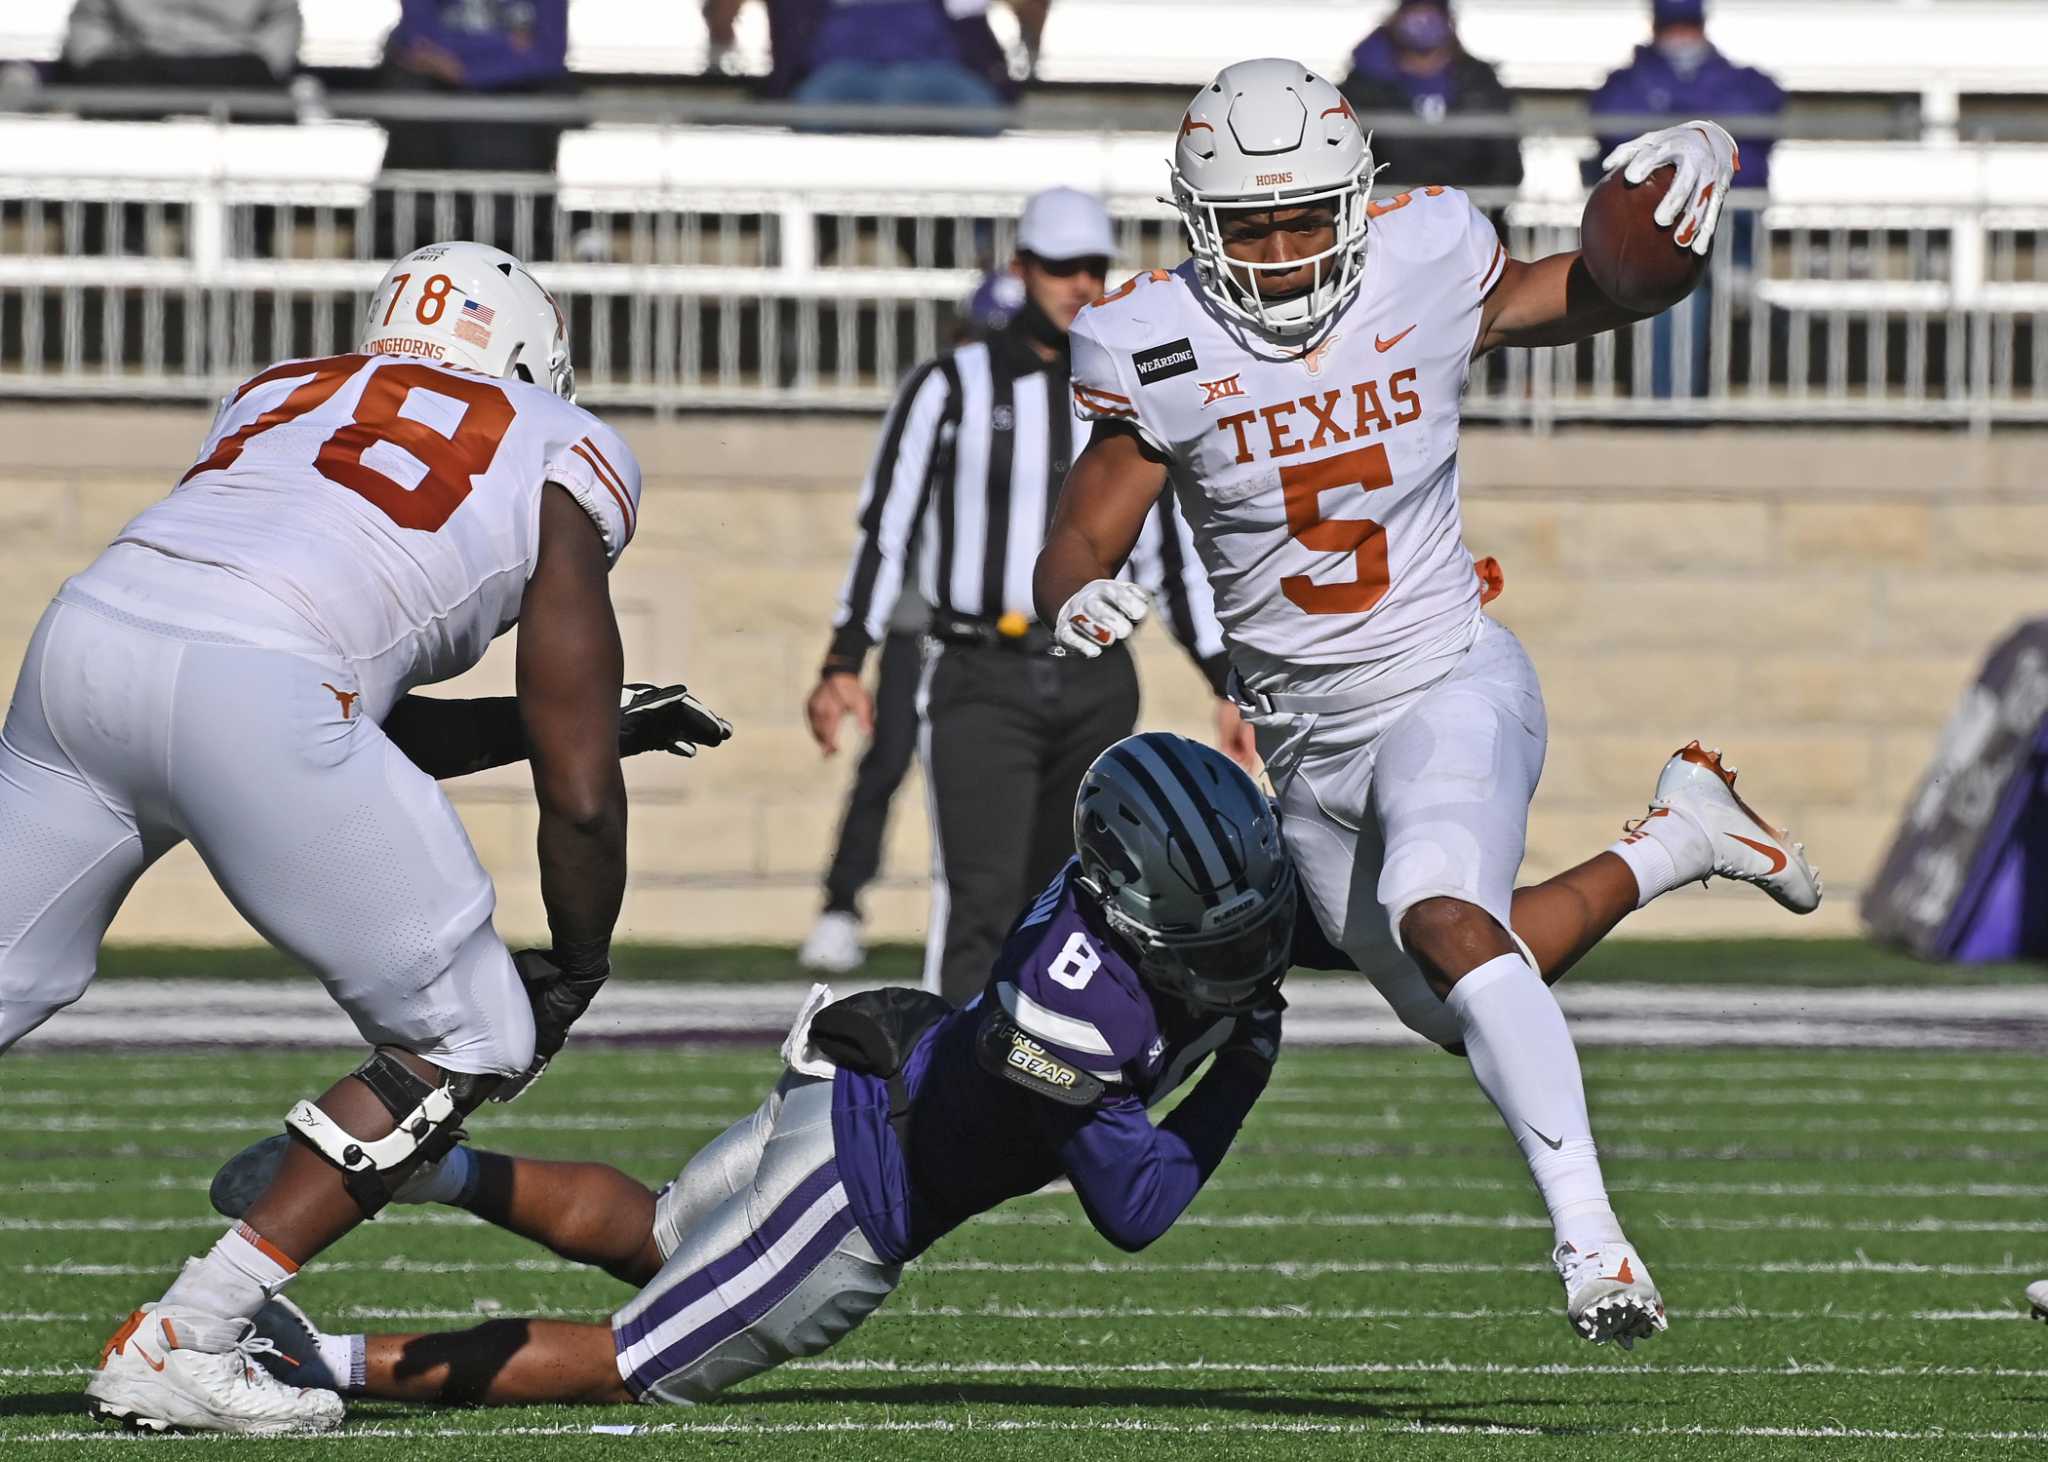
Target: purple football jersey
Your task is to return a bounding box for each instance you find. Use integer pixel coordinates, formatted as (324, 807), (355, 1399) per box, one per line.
(986, 860), (1238, 1107)
(830, 861), (1272, 1263)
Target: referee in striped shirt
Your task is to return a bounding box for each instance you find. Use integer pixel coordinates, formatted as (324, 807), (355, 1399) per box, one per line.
(806, 188), (1252, 1004)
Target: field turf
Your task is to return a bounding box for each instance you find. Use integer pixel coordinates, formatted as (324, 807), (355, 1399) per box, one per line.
(84, 936), (2048, 988)
(4, 1008), (2045, 1458)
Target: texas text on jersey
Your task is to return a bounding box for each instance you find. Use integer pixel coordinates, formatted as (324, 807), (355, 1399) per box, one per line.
(1069, 186), (1504, 699)
(82, 351), (640, 723)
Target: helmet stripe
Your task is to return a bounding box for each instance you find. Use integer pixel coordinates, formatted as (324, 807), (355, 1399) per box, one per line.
(1140, 734), (1249, 886)
(1109, 739), (1235, 900)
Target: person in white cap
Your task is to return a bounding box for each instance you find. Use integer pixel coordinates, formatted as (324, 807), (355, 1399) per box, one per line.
(802, 187), (1247, 999)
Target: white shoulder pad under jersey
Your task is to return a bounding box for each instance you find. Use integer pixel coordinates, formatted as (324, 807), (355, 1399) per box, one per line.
(117, 353), (642, 715)
(1070, 191), (1503, 690)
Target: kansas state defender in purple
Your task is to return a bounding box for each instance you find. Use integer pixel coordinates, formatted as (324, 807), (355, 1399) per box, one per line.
(238, 733), (1319, 1410)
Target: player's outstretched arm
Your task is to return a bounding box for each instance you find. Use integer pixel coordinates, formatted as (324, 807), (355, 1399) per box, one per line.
(1477, 120), (1738, 357)
(1475, 252), (1649, 356)
(518, 484), (628, 967)
(1045, 1007), (1279, 1252)
(1033, 422), (1170, 656)
(384, 684), (732, 780)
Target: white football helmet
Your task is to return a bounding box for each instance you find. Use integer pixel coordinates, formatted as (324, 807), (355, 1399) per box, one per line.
(1169, 58), (1376, 339)
(359, 240), (575, 400)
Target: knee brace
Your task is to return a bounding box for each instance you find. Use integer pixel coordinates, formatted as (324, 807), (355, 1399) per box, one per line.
(284, 1048), (497, 1218)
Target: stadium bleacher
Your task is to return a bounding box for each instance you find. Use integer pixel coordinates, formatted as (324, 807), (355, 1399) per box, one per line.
(5, 1), (2048, 109)
(0, 1), (2043, 419)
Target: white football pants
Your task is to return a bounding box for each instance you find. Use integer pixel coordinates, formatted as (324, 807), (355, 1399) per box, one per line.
(1250, 616), (1548, 1045)
(0, 573), (533, 1075)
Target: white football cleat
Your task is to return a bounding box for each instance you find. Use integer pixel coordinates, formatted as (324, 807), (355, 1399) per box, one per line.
(2028, 1279), (2048, 1322)
(249, 1295), (348, 1391)
(1632, 741), (1822, 914)
(84, 1303), (344, 1435)
(797, 911), (865, 975)
(1554, 1240), (1669, 1349)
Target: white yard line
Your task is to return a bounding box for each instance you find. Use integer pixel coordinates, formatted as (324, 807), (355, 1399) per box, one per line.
(7, 1303), (2034, 1327)
(11, 1358), (2048, 1384)
(10, 1109), (2048, 1136)
(15, 1254), (2048, 1282)
(15, 1171), (2048, 1206)
(12, 1207), (2048, 1236)
(15, 980), (2048, 1050)
(918, 1256), (2048, 1277)
(967, 1209), (2048, 1235)
(7, 1419), (2048, 1443)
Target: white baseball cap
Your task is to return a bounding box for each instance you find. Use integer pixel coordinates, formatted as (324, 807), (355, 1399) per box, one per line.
(1016, 187), (1117, 261)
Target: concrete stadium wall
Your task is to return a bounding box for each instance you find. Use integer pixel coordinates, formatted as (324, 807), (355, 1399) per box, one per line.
(2, 403), (2042, 949)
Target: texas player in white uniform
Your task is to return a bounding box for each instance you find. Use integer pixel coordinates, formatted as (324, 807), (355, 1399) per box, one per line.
(1037, 59), (1822, 1347)
(0, 242), (723, 1434)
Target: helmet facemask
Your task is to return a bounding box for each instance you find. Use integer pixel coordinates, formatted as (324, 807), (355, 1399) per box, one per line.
(1173, 172), (1373, 339)
(1101, 859), (1299, 1014)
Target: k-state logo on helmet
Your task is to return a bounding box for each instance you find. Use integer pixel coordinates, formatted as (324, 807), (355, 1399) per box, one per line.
(1134, 337), (1199, 386)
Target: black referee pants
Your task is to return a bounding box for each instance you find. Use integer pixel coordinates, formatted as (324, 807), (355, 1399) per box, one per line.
(919, 640), (1140, 1004)
(820, 630), (924, 919)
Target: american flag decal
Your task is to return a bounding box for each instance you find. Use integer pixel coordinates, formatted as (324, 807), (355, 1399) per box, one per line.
(462, 298), (496, 325)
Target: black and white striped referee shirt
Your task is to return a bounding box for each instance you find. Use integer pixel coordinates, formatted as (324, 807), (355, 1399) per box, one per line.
(827, 322), (1228, 686)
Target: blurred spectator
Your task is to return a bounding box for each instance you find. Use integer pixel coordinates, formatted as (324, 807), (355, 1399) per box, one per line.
(1340, 1), (1521, 191)
(379, 0), (574, 173)
(705, 0), (1032, 112)
(56, 0), (301, 92)
(1588, 0), (1783, 189)
(1588, 0), (1784, 397)
(956, 265), (1027, 340)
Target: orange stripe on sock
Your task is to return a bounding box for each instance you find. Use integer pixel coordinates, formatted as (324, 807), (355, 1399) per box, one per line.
(235, 1221), (301, 1275)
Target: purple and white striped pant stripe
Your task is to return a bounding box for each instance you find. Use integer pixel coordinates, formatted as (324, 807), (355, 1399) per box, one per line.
(612, 1156), (855, 1396)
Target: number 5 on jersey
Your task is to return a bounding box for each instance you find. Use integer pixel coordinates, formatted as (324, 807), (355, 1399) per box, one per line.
(1280, 441), (1393, 616)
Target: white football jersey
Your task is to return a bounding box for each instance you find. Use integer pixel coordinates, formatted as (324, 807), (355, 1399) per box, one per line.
(1070, 187), (1506, 697)
(107, 353), (640, 716)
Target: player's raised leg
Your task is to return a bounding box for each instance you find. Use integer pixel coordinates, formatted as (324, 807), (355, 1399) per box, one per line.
(1509, 738), (1823, 981)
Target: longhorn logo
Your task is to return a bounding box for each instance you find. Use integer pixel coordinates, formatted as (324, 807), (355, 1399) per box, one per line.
(321, 683), (361, 721)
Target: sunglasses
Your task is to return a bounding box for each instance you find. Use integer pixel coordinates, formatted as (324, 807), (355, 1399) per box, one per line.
(1025, 253), (1111, 279)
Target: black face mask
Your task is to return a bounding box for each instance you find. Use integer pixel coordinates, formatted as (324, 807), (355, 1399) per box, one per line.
(1011, 293), (1071, 359)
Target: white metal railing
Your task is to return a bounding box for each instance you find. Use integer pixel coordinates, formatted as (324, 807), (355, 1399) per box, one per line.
(0, 121), (2045, 425)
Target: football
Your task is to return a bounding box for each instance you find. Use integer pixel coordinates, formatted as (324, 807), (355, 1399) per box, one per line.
(1579, 162), (1709, 314)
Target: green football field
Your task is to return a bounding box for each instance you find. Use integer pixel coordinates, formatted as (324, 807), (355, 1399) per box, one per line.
(4, 1008), (2045, 1459)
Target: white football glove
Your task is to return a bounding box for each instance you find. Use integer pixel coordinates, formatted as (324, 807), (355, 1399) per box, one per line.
(1600, 119), (1740, 257)
(1054, 579), (1150, 658)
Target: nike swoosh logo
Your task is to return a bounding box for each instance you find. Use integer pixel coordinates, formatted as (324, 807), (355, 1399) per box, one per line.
(1375, 324), (1417, 353)
(1526, 1124), (1565, 1151)
(136, 1345), (167, 1373)
(1729, 833), (1787, 875)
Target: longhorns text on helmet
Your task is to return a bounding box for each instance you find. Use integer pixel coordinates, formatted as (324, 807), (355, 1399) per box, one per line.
(360, 241), (577, 402)
(1170, 58), (1378, 340)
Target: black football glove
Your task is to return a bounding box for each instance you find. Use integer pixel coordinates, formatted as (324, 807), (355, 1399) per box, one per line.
(1220, 993), (1285, 1073)
(495, 946), (612, 1101)
(620, 682), (733, 759)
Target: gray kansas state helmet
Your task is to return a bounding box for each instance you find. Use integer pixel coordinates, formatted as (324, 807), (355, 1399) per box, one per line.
(1073, 731), (1297, 1012)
